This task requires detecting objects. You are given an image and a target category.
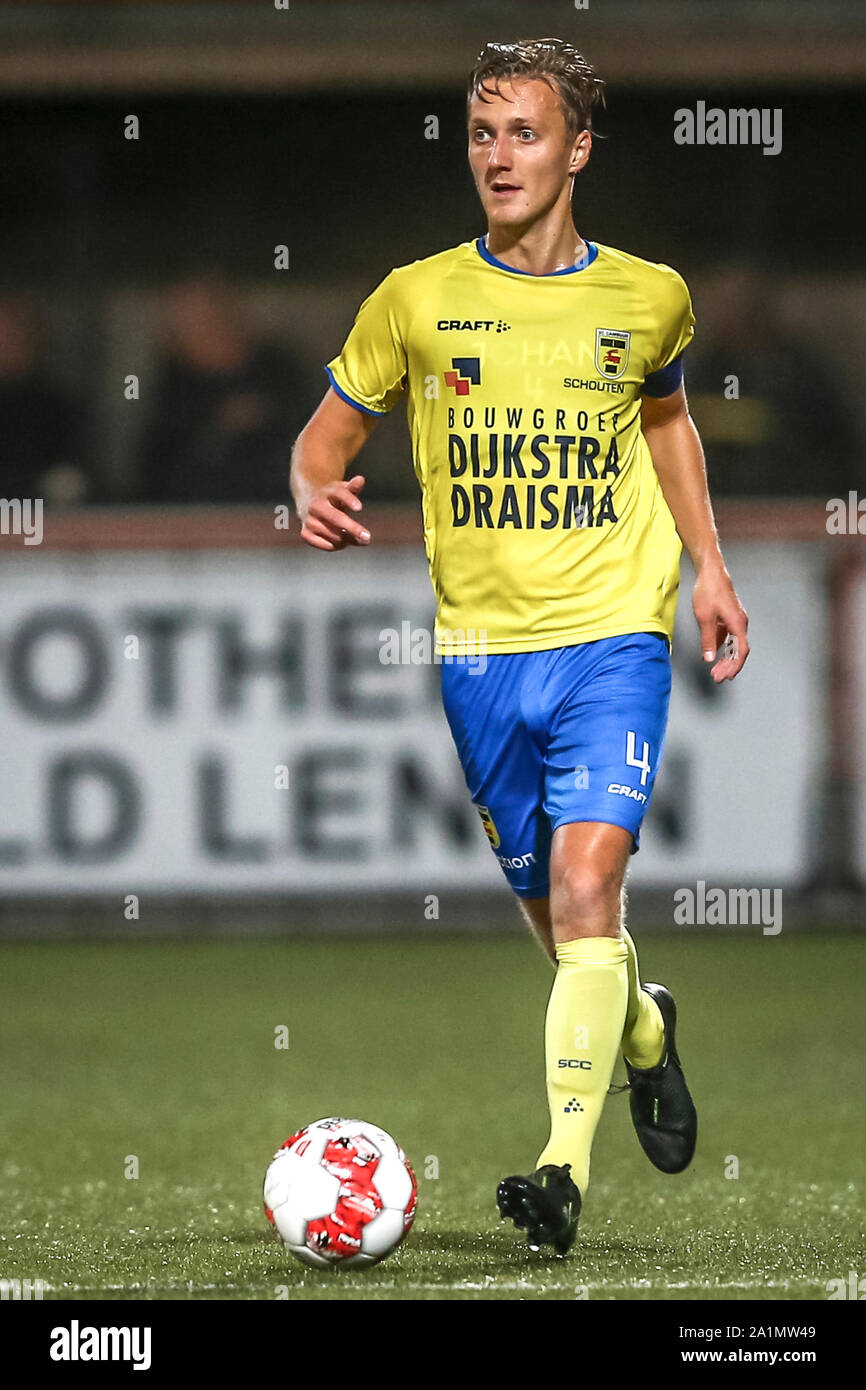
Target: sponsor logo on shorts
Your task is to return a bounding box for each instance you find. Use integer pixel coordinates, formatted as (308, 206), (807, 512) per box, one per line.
(496, 852), (536, 870)
(474, 803), (500, 849)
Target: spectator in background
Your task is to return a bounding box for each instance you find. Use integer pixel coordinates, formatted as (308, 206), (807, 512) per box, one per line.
(685, 265), (862, 497)
(141, 277), (307, 503)
(0, 294), (89, 507)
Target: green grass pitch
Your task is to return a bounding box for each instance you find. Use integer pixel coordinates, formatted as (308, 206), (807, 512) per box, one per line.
(0, 931), (861, 1301)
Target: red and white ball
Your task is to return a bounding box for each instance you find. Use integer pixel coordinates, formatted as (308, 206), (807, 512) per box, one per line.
(264, 1117), (418, 1270)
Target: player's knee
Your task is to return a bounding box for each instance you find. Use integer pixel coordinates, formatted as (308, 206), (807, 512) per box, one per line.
(552, 861), (623, 933)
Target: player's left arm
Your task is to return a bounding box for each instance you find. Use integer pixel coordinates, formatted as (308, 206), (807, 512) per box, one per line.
(641, 383), (749, 682)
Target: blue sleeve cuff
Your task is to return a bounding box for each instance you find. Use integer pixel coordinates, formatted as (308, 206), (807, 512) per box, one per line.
(642, 354), (684, 398)
(324, 365), (387, 417)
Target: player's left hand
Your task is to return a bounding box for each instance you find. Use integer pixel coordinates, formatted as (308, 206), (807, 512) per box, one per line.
(693, 565), (749, 682)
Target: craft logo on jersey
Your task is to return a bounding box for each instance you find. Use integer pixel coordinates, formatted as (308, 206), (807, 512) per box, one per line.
(436, 319), (511, 334)
(444, 357), (482, 396)
(594, 328), (631, 380)
(474, 803), (500, 849)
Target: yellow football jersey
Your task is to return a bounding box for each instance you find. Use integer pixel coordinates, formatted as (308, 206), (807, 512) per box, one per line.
(325, 237), (695, 655)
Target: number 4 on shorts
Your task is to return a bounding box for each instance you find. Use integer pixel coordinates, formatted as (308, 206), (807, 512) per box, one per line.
(626, 730), (651, 786)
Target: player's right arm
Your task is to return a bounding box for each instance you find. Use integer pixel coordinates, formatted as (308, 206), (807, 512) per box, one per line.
(294, 266), (408, 548)
(290, 388), (379, 550)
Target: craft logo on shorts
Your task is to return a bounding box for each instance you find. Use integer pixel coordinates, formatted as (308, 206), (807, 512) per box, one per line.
(594, 329), (630, 380)
(474, 803), (500, 849)
(444, 357), (482, 396)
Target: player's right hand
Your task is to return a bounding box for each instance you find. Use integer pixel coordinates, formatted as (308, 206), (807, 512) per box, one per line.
(299, 475), (370, 551)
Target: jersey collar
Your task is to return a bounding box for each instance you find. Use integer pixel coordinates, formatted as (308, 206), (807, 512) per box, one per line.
(475, 235), (598, 276)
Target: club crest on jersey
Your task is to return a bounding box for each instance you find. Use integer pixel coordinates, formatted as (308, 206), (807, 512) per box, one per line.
(444, 357), (481, 396)
(594, 329), (631, 380)
(474, 803), (500, 849)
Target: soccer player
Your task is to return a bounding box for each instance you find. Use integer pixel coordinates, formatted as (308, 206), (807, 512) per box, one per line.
(291, 38), (750, 1255)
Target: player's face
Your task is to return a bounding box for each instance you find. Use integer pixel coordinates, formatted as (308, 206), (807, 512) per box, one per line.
(467, 78), (588, 231)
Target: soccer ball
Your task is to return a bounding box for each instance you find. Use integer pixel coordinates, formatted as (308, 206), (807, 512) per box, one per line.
(263, 1116), (418, 1270)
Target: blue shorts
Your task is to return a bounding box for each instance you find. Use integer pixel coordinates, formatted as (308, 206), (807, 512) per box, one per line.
(440, 633), (672, 897)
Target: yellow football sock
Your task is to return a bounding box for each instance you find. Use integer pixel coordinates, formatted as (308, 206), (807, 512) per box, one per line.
(619, 925), (665, 1069)
(535, 936), (628, 1195)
